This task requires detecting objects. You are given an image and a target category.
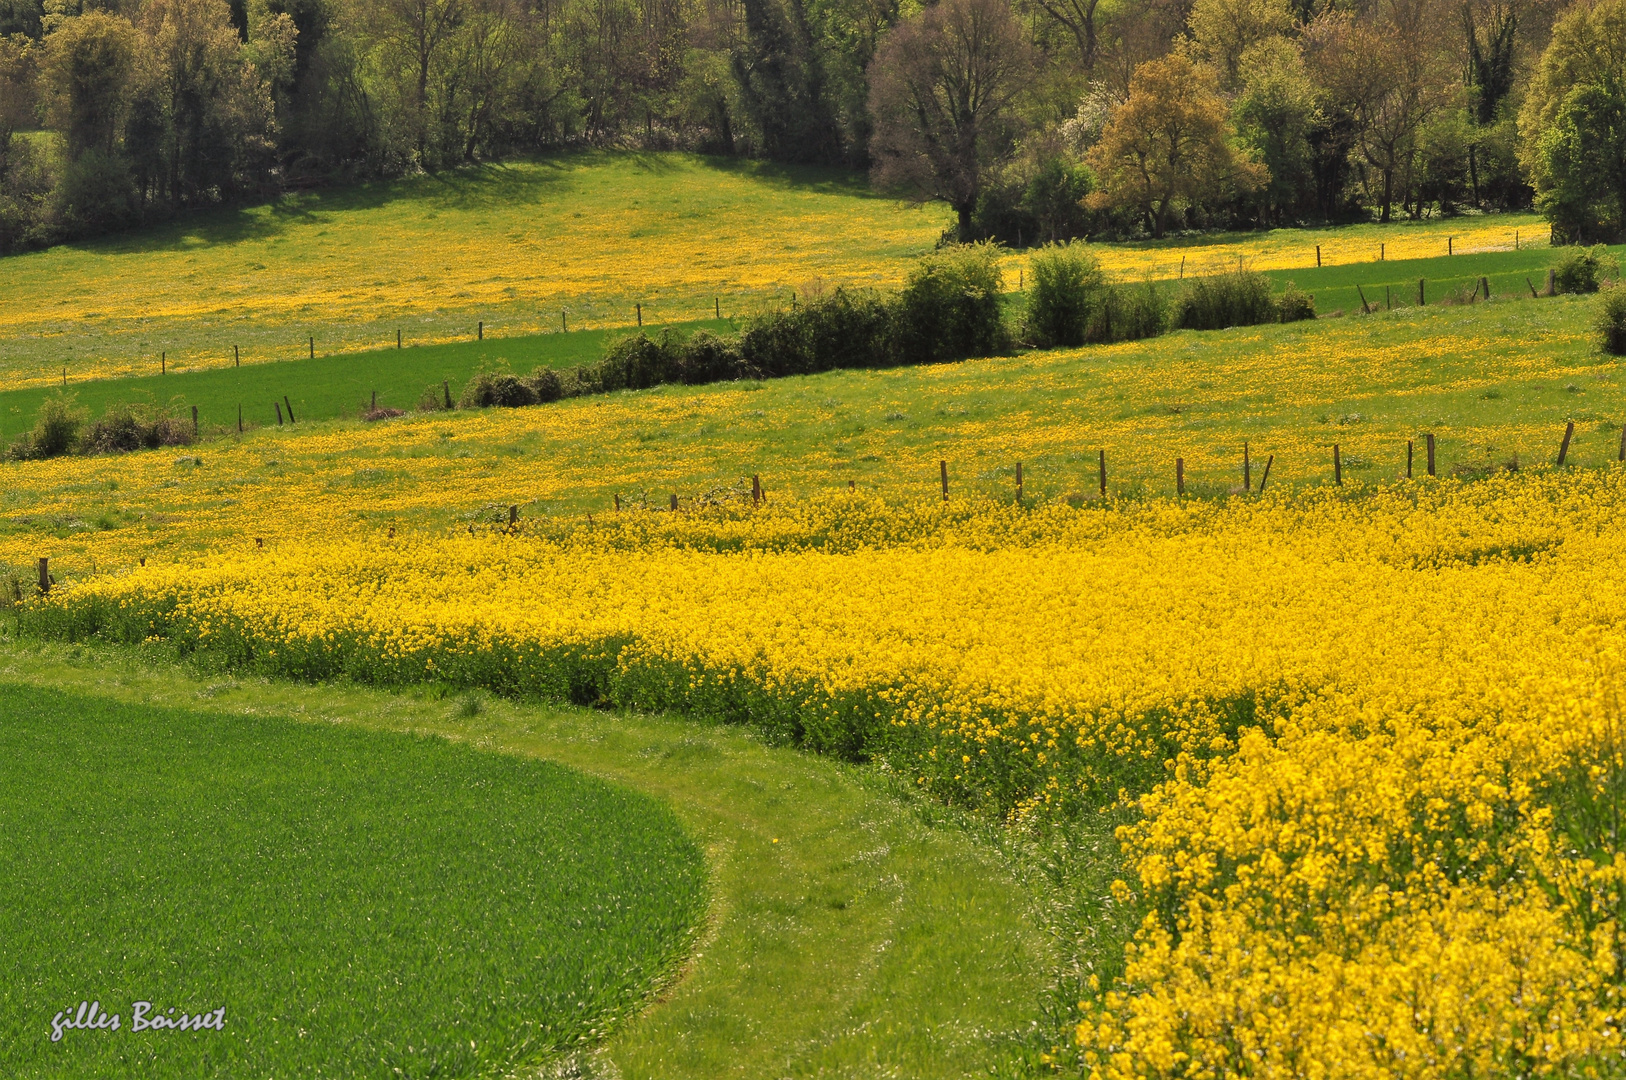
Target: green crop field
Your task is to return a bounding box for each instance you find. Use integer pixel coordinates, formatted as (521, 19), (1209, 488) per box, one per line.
(0, 682), (706, 1079)
(0, 318), (731, 438)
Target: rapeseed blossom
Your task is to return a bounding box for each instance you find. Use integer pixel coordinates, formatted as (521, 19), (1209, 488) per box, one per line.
(22, 467), (1626, 1074)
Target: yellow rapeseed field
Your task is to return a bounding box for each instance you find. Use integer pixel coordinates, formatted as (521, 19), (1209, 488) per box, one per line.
(21, 467), (1626, 1076)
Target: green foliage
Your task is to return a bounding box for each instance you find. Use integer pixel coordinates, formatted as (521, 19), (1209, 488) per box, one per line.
(739, 288), (891, 377)
(8, 391), (85, 459)
(1023, 242), (1105, 348)
(1555, 245), (1620, 294)
(80, 402), (194, 454)
(1098, 280), (1169, 342)
(1596, 283), (1626, 355)
(1172, 267), (1278, 330)
(0, 683), (706, 1078)
(892, 243), (1011, 365)
(1277, 281), (1316, 322)
(458, 370), (539, 408)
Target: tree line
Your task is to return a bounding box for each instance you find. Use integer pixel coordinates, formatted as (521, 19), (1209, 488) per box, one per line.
(0, 0), (1620, 252)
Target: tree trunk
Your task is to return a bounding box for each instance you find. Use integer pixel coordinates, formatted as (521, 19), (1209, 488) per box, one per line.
(1379, 167), (1394, 223)
(957, 200), (973, 240)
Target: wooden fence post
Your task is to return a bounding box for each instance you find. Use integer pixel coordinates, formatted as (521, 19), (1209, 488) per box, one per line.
(237, 404), (242, 433)
(1243, 441), (1251, 491)
(1418, 279), (1426, 306)
(669, 493), (678, 511)
(161, 351), (166, 375)
(1480, 276), (1491, 300)
(1407, 439), (1413, 478)
(1558, 421), (1575, 466)
(715, 297), (720, 318)
(1258, 455), (1274, 493)
(275, 402), (283, 426)
(1380, 242), (1385, 261)
(1448, 236), (1453, 255)
(752, 474), (762, 505)
(614, 494), (621, 511)
(1619, 424), (1626, 463)
(848, 479), (856, 491)
(192, 405), (199, 436)
(37, 557), (48, 596)
(636, 303), (642, 327)
(397, 329), (402, 349)
(1426, 433), (1436, 477)
(508, 505), (518, 530)
(1015, 461), (1023, 503)
(443, 381), (452, 409)
(562, 311), (567, 332)
(371, 390), (377, 411)
(1357, 285), (1371, 314)
(309, 336), (314, 359)
(1546, 269), (1557, 296)
(1315, 244), (1321, 267)
(940, 460), (949, 502)
(1528, 277), (1539, 298)
(1176, 457), (1184, 495)
(1334, 443), (1342, 485)
(478, 321), (484, 341)
(1098, 450), (1106, 496)
(234, 344), (240, 367)
(284, 396), (296, 424)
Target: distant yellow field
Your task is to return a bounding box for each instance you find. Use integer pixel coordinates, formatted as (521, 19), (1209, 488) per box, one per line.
(0, 151), (1548, 390)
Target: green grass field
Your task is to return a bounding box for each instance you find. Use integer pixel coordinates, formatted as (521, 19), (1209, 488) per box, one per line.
(0, 682), (706, 1079)
(0, 318), (731, 438)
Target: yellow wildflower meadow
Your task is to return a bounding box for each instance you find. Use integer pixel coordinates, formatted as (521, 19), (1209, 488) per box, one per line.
(22, 465), (1626, 1075)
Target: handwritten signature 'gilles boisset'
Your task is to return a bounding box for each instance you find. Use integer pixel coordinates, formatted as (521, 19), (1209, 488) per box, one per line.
(51, 1000), (226, 1041)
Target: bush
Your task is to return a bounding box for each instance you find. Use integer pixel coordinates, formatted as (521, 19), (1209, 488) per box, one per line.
(1554, 245), (1620, 294)
(1173, 268), (1279, 331)
(1096, 281), (1168, 342)
(739, 289), (891, 377)
(677, 330), (751, 384)
(893, 243), (1010, 365)
(1597, 283), (1626, 355)
(525, 367), (565, 402)
(8, 393), (86, 460)
(1023, 243), (1106, 348)
(458, 371), (537, 409)
(595, 330), (686, 392)
(1277, 282), (1316, 322)
(81, 404), (193, 454)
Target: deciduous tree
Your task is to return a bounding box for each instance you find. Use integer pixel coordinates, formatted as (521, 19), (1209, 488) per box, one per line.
(1085, 50), (1265, 237)
(867, 0), (1035, 238)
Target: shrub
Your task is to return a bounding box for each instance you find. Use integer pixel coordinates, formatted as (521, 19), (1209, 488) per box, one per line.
(1094, 280), (1168, 342)
(1172, 268), (1278, 331)
(1596, 283), (1626, 356)
(677, 330), (751, 384)
(526, 367), (565, 402)
(81, 404), (193, 454)
(596, 330), (686, 391)
(892, 243), (1011, 365)
(739, 289), (892, 377)
(1277, 282), (1316, 322)
(458, 371), (537, 409)
(1554, 245), (1619, 294)
(1023, 242), (1106, 348)
(8, 393), (86, 460)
